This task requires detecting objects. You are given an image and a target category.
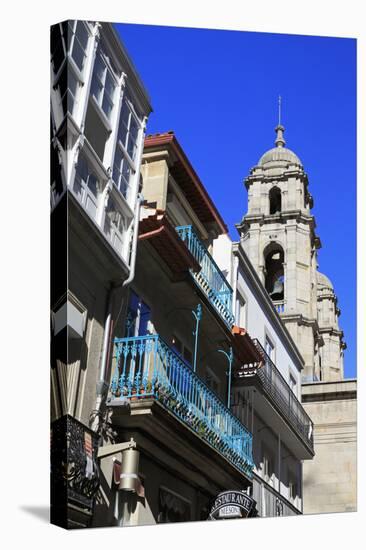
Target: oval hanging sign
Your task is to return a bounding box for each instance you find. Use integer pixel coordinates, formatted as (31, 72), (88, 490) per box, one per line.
(209, 490), (257, 520)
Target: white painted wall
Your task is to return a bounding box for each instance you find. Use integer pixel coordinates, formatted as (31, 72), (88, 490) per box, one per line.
(213, 233), (302, 398)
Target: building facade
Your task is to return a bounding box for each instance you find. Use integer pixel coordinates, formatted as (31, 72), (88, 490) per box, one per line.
(302, 379), (357, 513)
(50, 21), (354, 527)
(214, 234), (314, 517)
(235, 122), (356, 514)
(50, 20), (152, 528)
(93, 132), (262, 526)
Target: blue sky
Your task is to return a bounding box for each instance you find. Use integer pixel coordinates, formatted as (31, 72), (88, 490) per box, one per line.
(114, 23), (357, 378)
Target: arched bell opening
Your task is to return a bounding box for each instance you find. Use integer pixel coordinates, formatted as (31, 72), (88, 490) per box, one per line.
(264, 244), (285, 301)
(269, 186), (282, 214)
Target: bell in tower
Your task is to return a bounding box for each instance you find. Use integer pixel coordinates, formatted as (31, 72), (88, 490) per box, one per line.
(264, 245), (285, 301)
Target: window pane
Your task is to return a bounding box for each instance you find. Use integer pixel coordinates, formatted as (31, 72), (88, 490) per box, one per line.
(57, 66), (67, 102)
(102, 94), (113, 118)
(87, 174), (98, 197)
(72, 40), (86, 71)
(75, 21), (89, 50)
(112, 148), (123, 184)
(68, 69), (78, 95)
(77, 156), (88, 181)
(93, 54), (105, 81)
(90, 78), (102, 103)
(112, 165), (121, 188)
(119, 159), (131, 196)
(65, 21), (74, 52)
(105, 72), (115, 98)
(122, 158), (131, 179)
(66, 90), (75, 115)
(120, 100), (130, 126)
(74, 154), (99, 199)
(118, 101), (130, 145)
(51, 24), (65, 74)
(127, 116), (139, 159)
(73, 174), (84, 201)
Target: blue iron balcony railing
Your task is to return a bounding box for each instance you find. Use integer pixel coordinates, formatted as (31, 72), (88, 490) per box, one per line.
(175, 225), (235, 327)
(110, 334), (253, 478)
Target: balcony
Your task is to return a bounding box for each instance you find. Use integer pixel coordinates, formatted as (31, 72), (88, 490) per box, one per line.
(273, 300), (285, 314)
(175, 225), (235, 327)
(234, 339), (314, 458)
(69, 139), (134, 267)
(252, 473), (301, 517)
(109, 334), (253, 478)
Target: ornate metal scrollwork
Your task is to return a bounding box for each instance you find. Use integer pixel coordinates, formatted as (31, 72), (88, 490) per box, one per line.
(51, 415), (100, 511)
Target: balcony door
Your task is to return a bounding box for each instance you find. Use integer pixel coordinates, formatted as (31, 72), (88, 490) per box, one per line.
(126, 290), (151, 337)
(122, 291), (152, 390)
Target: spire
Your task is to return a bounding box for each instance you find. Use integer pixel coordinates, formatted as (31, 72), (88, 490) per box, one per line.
(278, 94), (282, 125)
(275, 95), (286, 147)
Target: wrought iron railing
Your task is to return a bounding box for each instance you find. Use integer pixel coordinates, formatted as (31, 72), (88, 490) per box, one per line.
(110, 335), (253, 478)
(248, 339), (314, 452)
(252, 473), (301, 517)
(51, 415), (100, 525)
(175, 225), (235, 327)
(273, 300), (285, 314)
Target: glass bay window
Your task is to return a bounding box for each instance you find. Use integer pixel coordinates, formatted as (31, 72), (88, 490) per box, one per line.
(51, 21), (90, 119)
(64, 20), (89, 72)
(90, 50), (117, 120)
(112, 94), (141, 200)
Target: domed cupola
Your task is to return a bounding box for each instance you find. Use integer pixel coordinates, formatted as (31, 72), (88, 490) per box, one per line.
(257, 124), (303, 169)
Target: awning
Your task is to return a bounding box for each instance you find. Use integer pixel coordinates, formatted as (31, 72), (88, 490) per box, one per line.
(139, 211), (201, 279)
(230, 326), (264, 368)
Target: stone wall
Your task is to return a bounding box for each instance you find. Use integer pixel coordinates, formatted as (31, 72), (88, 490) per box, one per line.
(302, 379), (357, 514)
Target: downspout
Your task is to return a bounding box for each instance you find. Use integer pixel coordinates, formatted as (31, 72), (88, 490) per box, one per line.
(232, 253), (239, 320)
(91, 193), (144, 431)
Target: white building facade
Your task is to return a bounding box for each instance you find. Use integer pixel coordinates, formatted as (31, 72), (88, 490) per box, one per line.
(214, 234), (314, 517)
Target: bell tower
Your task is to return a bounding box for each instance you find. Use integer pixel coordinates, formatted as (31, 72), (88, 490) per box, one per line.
(237, 112), (345, 382)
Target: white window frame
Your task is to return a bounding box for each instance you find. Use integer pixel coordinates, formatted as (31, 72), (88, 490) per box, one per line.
(112, 94), (141, 200)
(73, 153), (101, 222)
(66, 20), (90, 74)
(235, 292), (247, 328)
(51, 21), (91, 119)
(90, 49), (118, 121)
(264, 333), (275, 362)
(102, 189), (127, 255)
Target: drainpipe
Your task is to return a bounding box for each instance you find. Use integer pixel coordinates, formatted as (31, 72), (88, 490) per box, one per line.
(232, 254), (239, 320)
(91, 193), (144, 432)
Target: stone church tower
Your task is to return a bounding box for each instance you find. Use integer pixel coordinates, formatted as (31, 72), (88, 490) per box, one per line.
(237, 122), (346, 382)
